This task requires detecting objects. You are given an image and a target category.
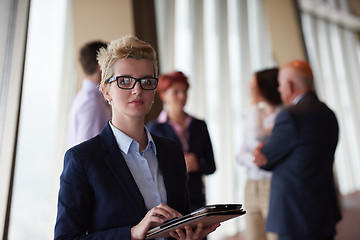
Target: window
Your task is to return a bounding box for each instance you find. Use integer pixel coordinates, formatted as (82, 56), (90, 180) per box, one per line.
(5, 0), (75, 239)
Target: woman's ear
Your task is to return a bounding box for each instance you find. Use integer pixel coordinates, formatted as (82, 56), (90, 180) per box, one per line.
(102, 85), (111, 102)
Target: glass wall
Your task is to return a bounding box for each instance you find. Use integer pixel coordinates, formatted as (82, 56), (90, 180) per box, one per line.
(0, 0), (30, 237)
(7, 0), (74, 239)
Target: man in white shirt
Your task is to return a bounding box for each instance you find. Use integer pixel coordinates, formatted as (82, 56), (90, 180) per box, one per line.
(66, 41), (111, 148)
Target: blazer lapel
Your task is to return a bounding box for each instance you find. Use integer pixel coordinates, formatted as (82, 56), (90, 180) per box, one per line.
(163, 123), (182, 146)
(153, 135), (177, 207)
(100, 123), (147, 218)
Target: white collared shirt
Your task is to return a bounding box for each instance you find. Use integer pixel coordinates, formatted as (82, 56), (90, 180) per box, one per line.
(109, 122), (167, 210)
(237, 105), (282, 180)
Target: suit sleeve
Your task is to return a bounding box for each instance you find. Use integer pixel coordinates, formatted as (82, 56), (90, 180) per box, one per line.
(193, 121), (216, 175)
(54, 149), (132, 240)
(261, 110), (297, 171)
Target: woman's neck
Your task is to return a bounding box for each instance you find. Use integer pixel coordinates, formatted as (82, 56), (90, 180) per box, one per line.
(112, 116), (148, 151)
(262, 102), (277, 117)
(167, 109), (186, 128)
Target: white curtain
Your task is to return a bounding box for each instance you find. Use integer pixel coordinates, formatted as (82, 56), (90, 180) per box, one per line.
(155, 0), (276, 238)
(299, 0), (360, 195)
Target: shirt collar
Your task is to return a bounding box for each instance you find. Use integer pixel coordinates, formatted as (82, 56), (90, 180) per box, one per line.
(144, 125), (157, 155)
(109, 121), (157, 155)
(157, 109), (193, 125)
(82, 79), (99, 89)
(292, 93), (306, 105)
(157, 109), (168, 123)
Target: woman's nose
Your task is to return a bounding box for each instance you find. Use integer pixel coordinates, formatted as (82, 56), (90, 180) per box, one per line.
(131, 81), (142, 94)
(179, 91), (187, 99)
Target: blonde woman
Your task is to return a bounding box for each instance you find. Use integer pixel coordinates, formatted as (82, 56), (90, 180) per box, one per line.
(55, 35), (219, 240)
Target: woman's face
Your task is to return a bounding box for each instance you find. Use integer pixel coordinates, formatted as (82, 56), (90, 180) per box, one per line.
(103, 58), (156, 120)
(249, 75), (258, 92)
(162, 81), (188, 112)
(249, 75), (261, 102)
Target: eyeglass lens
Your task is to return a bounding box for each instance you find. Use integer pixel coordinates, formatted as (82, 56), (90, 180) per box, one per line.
(117, 76), (157, 90)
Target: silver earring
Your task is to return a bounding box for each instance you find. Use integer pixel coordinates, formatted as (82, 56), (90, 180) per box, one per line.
(107, 99), (111, 105)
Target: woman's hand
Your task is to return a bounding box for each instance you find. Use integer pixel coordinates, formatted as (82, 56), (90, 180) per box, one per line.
(169, 222), (221, 240)
(184, 152), (199, 172)
(131, 203), (182, 240)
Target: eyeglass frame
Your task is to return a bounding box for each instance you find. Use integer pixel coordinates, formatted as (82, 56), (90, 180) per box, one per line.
(107, 76), (158, 90)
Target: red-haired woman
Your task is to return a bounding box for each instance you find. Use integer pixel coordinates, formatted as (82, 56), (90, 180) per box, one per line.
(147, 71), (216, 212)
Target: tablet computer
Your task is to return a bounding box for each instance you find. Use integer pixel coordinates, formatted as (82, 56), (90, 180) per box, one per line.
(145, 204), (246, 239)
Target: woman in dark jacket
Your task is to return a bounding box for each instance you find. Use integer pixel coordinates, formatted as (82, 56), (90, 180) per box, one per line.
(55, 36), (219, 240)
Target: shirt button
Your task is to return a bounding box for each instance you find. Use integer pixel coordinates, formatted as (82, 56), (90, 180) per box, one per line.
(141, 159), (145, 164)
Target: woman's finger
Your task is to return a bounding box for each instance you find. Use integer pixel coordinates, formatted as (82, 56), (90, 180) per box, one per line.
(175, 228), (186, 239)
(169, 231), (180, 239)
(153, 204), (182, 219)
(184, 225), (193, 238)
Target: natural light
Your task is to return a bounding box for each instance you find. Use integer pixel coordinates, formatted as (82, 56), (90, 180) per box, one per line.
(8, 0), (70, 239)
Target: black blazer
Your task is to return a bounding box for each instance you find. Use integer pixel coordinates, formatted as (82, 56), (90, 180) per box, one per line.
(147, 117), (216, 210)
(261, 91), (341, 237)
(55, 122), (190, 239)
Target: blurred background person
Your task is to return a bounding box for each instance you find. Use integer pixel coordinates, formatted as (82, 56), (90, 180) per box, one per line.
(147, 71), (216, 212)
(253, 60), (341, 240)
(237, 68), (282, 240)
(66, 40), (111, 149)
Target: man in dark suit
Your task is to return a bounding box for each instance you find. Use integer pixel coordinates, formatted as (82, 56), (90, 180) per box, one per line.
(253, 60), (341, 240)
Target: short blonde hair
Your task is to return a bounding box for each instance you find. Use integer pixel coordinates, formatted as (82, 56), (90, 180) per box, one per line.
(97, 35), (158, 91)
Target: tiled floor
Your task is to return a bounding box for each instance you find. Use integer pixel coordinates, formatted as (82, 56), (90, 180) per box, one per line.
(335, 191), (360, 240)
(223, 191), (360, 240)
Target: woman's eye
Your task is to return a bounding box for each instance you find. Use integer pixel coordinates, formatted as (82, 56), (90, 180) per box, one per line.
(120, 78), (132, 85)
(141, 79), (151, 85)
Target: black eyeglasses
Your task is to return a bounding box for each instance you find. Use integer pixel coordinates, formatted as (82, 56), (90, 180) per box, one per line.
(107, 76), (158, 90)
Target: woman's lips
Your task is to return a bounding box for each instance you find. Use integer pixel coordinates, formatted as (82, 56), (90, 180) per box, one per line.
(130, 99), (144, 106)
